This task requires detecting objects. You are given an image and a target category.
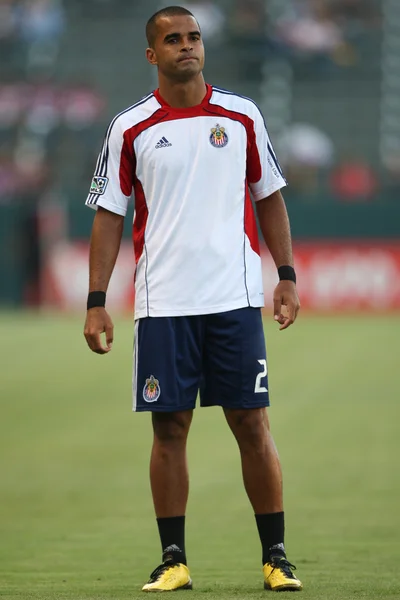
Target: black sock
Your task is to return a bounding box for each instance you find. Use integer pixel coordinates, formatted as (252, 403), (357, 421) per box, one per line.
(255, 512), (286, 565)
(157, 516), (187, 565)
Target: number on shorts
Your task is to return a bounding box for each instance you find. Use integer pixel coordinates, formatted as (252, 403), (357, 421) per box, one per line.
(254, 359), (268, 393)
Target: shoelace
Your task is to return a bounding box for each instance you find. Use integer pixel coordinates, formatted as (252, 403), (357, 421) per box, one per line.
(270, 558), (297, 579)
(147, 560), (177, 583)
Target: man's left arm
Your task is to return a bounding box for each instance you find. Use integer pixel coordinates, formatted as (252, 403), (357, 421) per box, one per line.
(256, 189), (300, 330)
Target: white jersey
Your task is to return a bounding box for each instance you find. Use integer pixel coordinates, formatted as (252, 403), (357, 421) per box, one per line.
(86, 84), (286, 319)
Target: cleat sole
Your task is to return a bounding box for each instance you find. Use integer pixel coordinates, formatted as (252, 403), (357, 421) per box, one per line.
(264, 582), (302, 592)
(143, 580), (193, 592)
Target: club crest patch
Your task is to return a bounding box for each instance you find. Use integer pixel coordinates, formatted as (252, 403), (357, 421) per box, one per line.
(90, 176), (109, 195)
(143, 375), (161, 403)
(210, 124), (228, 148)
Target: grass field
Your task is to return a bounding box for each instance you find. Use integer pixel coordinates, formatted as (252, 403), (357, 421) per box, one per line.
(1, 312), (399, 600)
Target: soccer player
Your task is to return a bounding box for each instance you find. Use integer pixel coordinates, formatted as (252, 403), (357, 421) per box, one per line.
(84, 5), (302, 593)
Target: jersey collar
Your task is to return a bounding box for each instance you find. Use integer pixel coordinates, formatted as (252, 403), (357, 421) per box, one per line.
(154, 83), (212, 111)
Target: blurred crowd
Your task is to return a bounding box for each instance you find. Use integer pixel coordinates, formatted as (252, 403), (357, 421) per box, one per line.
(270, 0), (379, 72)
(0, 0), (106, 207)
(0, 0), (64, 78)
(181, 0), (380, 76)
(0, 78), (105, 204)
(0, 0), (395, 208)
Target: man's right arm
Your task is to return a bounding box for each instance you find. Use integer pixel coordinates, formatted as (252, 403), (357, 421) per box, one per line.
(84, 207), (124, 355)
(89, 207), (124, 293)
(83, 113), (132, 354)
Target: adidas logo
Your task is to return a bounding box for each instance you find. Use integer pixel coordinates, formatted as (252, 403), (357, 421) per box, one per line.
(155, 136), (172, 149)
(163, 545), (182, 553)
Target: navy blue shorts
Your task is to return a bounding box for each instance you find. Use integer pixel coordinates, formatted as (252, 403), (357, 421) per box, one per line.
(133, 307), (269, 412)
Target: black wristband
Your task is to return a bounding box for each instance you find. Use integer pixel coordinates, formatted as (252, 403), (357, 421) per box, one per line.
(278, 265), (296, 284)
(87, 291), (106, 310)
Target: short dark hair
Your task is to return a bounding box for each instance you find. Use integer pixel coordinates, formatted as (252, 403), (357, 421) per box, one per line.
(146, 6), (198, 47)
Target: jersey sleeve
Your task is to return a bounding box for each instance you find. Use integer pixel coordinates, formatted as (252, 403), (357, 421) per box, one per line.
(247, 105), (287, 202)
(85, 117), (134, 216)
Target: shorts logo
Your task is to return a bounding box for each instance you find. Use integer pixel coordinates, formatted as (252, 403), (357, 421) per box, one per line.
(90, 176), (109, 195)
(210, 124), (228, 148)
(143, 375), (161, 403)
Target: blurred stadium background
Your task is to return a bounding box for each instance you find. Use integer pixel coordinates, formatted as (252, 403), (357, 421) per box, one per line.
(1, 1), (400, 599)
(1, 0), (400, 309)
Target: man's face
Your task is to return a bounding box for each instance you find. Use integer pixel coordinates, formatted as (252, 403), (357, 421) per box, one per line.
(146, 15), (205, 82)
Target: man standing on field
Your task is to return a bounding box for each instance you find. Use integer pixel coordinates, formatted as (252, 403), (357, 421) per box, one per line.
(84, 5), (302, 593)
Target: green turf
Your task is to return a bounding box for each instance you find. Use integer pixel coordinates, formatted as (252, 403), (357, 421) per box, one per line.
(1, 312), (399, 600)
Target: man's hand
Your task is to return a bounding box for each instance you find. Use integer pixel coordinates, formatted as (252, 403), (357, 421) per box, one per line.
(273, 281), (300, 331)
(84, 307), (114, 354)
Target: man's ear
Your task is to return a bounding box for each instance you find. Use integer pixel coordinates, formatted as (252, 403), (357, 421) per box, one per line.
(146, 48), (158, 66)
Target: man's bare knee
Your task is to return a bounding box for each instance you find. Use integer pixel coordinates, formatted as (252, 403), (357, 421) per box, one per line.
(152, 411), (193, 446)
(224, 408), (269, 448)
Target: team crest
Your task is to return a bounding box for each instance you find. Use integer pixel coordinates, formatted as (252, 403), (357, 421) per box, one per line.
(90, 176), (109, 195)
(143, 375), (161, 403)
(210, 124), (228, 148)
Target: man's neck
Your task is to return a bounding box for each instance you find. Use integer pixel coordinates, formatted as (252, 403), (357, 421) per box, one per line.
(157, 74), (207, 108)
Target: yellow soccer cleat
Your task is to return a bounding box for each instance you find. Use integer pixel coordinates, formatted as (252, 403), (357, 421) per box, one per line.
(142, 560), (193, 592)
(263, 557), (303, 592)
